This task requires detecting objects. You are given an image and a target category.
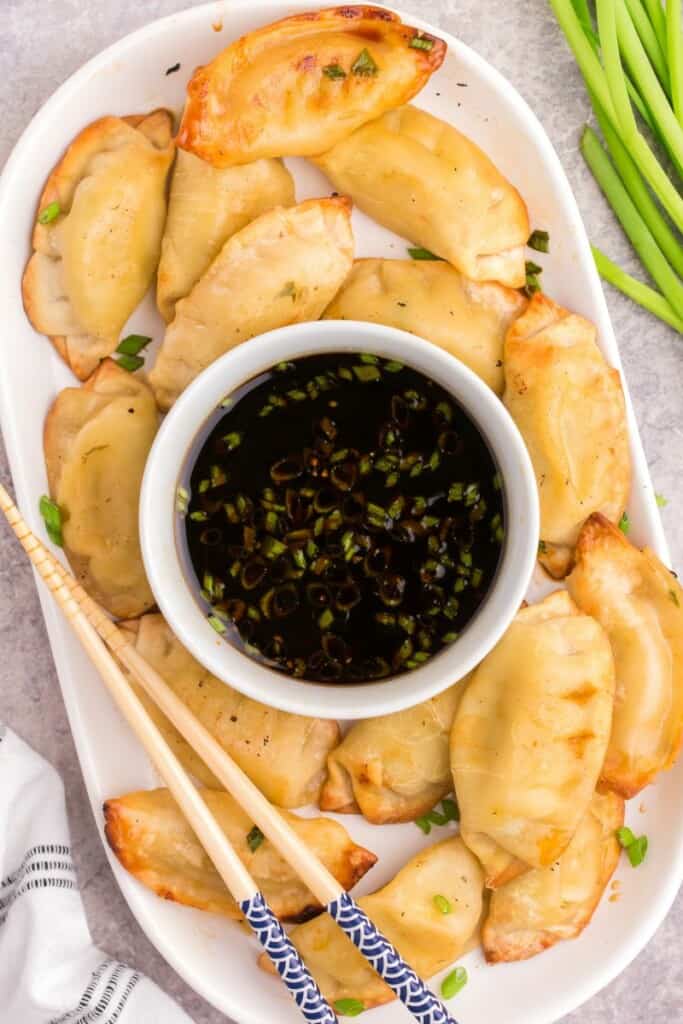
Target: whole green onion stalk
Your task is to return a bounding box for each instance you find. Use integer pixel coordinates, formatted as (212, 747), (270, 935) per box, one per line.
(549, 0), (683, 333)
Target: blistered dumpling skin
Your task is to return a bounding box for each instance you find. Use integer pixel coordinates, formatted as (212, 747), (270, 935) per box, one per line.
(323, 258), (527, 393)
(568, 513), (683, 797)
(43, 360), (158, 618)
(121, 615), (341, 808)
(105, 788), (376, 923)
(315, 105), (529, 287)
(483, 789), (624, 962)
(259, 837), (483, 1009)
(503, 293), (631, 578)
(23, 111), (175, 379)
(157, 151), (295, 322)
(320, 681), (465, 823)
(177, 6), (445, 168)
(451, 591), (615, 885)
(149, 197), (354, 409)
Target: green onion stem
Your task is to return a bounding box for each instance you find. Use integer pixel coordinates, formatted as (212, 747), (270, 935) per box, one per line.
(667, 0), (683, 124)
(592, 245), (683, 331)
(625, 0), (671, 94)
(598, 0), (639, 135)
(644, 0), (669, 53)
(581, 126), (683, 318)
(550, 0), (683, 228)
(573, 0), (660, 133)
(591, 93), (683, 275)
(617, 1), (683, 175)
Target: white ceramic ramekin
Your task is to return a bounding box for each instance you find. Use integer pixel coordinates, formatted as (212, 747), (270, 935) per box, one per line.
(140, 320), (539, 718)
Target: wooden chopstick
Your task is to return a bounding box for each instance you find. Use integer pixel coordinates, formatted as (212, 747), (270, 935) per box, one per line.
(0, 483), (336, 1024)
(2, 482), (459, 1024)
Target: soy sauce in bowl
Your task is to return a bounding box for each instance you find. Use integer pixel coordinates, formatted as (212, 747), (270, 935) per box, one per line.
(184, 353), (504, 684)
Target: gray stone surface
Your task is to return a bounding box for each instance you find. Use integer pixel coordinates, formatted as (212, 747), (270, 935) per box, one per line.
(1, 1), (682, 1021)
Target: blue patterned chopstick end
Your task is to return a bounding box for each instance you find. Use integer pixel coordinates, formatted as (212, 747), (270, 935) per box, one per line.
(240, 892), (336, 1024)
(327, 891), (459, 1024)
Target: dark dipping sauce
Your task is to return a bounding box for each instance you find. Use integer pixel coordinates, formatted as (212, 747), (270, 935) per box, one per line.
(184, 353), (504, 684)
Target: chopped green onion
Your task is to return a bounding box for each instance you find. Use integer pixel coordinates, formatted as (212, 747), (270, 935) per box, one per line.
(410, 34), (435, 50)
(524, 259), (543, 296)
(39, 495), (63, 546)
(208, 615), (227, 634)
(351, 48), (378, 76)
(176, 486), (189, 514)
(323, 63), (346, 79)
(360, 352), (379, 364)
(626, 834), (648, 866)
(433, 894), (452, 914)
(318, 608), (334, 630)
(528, 229), (550, 252)
(619, 510), (630, 533)
(333, 999), (365, 1017)
(189, 510), (208, 522)
(246, 825), (265, 852)
(407, 246), (444, 260)
(384, 360), (404, 372)
(353, 364), (381, 382)
(38, 201), (61, 224)
(415, 815), (432, 834)
(223, 431), (242, 451)
(617, 825), (636, 847)
(115, 354), (145, 373)
(617, 825), (649, 866)
(440, 797), (459, 822)
(116, 334), (152, 357)
(655, 492), (668, 507)
(441, 966), (468, 1000)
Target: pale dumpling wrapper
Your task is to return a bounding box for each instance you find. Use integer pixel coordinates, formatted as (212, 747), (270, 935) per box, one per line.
(156, 150), (295, 322)
(315, 105), (529, 287)
(148, 197), (354, 409)
(43, 360), (158, 618)
(121, 615), (340, 808)
(323, 258), (527, 394)
(260, 837), (483, 1009)
(178, 6), (445, 167)
(503, 293), (631, 578)
(105, 787), (376, 923)
(320, 680), (466, 823)
(451, 590), (615, 883)
(483, 789), (624, 963)
(568, 513), (683, 797)
(23, 110), (175, 379)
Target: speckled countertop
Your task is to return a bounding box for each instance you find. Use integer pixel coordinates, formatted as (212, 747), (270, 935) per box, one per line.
(1, 1), (682, 1021)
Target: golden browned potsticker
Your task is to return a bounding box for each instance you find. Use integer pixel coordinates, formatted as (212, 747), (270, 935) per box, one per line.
(483, 789), (624, 963)
(177, 6), (445, 167)
(320, 680), (466, 823)
(23, 111), (174, 379)
(156, 151), (295, 322)
(43, 360), (158, 619)
(121, 614), (341, 808)
(148, 197), (354, 409)
(568, 513), (683, 798)
(323, 258), (527, 394)
(315, 105), (529, 288)
(259, 837), (483, 1009)
(451, 590), (615, 886)
(503, 293), (631, 578)
(105, 787), (376, 923)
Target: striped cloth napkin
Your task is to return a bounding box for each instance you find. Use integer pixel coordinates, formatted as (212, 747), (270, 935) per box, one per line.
(0, 725), (194, 1024)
